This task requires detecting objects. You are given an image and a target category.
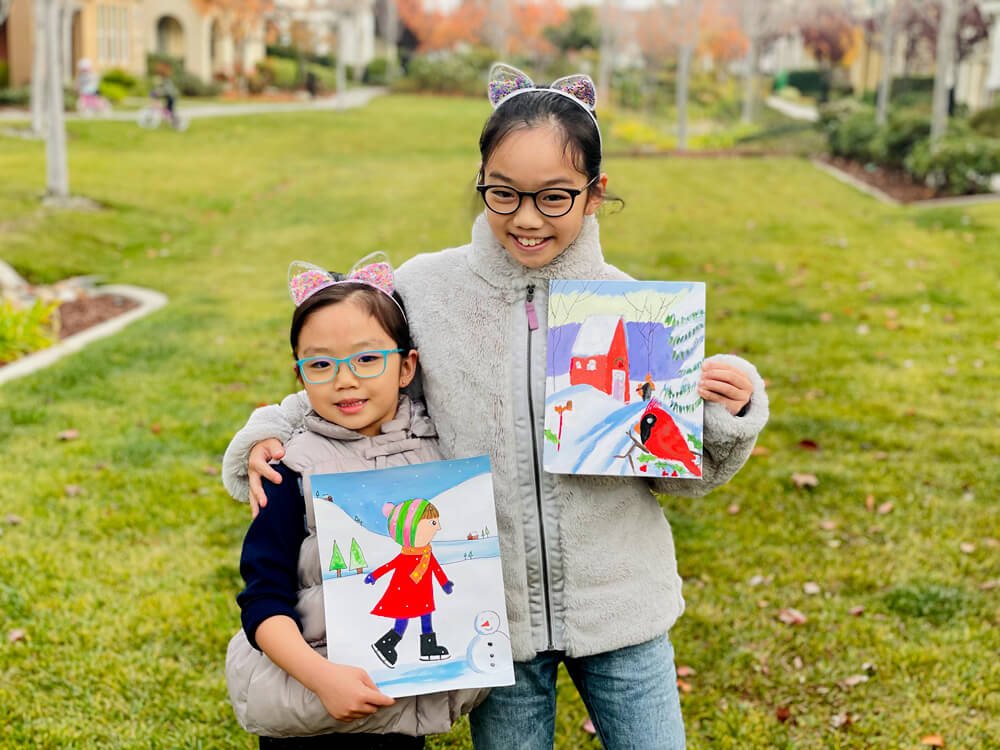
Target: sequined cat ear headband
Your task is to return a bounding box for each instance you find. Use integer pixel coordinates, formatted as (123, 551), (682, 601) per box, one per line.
(287, 252), (407, 320)
(487, 62), (601, 151)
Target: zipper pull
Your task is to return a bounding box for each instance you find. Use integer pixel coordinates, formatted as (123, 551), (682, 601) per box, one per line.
(525, 283), (539, 331)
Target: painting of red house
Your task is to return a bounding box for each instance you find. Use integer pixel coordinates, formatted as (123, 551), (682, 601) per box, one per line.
(569, 315), (630, 403)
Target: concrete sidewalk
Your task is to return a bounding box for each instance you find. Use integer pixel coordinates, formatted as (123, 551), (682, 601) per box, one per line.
(765, 95), (819, 122)
(0, 86), (386, 124)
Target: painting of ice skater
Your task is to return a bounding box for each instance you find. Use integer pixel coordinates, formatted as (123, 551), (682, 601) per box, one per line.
(544, 279), (706, 478)
(311, 455), (515, 698)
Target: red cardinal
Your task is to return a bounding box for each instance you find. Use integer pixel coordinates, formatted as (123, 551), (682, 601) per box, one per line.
(634, 402), (702, 477)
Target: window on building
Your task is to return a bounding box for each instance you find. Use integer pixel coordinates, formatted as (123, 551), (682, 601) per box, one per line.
(574, 361), (581, 369)
(98, 5), (130, 65)
(587, 360), (597, 371)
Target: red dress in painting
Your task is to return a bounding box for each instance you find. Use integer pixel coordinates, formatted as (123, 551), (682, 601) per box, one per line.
(369, 546), (449, 619)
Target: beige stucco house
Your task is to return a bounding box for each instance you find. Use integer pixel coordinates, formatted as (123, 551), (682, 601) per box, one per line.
(0, 0), (264, 87)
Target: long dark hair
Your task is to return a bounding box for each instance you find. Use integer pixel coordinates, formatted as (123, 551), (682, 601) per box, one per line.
(290, 282), (411, 359)
(478, 89), (624, 211)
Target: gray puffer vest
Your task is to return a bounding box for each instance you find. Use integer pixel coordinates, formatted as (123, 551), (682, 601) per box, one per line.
(225, 396), (488, 738)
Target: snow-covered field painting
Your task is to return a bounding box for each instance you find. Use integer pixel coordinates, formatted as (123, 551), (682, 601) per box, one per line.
(544, 279), (706, 478)
(310, 456), (514, 698)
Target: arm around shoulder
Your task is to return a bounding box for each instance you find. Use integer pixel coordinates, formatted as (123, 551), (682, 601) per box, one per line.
(651, 353), (768, 498)
(222, 390), (311, 502)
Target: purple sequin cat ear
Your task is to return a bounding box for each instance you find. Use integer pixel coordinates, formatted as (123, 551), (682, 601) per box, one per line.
(487, 63), (535, 109)
(347, 251), (396, 296)
(288, 260), (336, 306)
(550, 74), (598, 112)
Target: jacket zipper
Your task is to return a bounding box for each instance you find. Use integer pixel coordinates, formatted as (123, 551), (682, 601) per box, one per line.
(525, 282), (554, 650)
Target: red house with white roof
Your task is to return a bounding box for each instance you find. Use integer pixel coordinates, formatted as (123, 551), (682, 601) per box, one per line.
(569, 315), (630, 403)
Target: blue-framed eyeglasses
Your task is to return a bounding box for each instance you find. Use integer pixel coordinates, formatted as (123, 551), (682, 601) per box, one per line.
(296, 349), (403, 384)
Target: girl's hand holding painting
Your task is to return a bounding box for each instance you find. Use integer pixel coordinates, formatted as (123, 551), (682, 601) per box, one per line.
(698, 361), (753, 416)
(311, 661), (396, 722)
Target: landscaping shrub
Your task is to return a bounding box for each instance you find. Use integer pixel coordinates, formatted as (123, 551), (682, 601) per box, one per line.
(0, 86), (29, 106)
(172, 70), (221, 97)
(391, 48), (495, 96)
(101, 68), (138, 91)
(970, 105), (1000, 139)
(0, 60), (9, 88)
(263, 56), (299, 89)
(0, 298), (58, 365)
(870, 109), (930, 168)
(829, 108), (879, 161)
(904, 136), (1000, 194)
(146, 52), (184, 77)
(97, 79), (128, 104)
(783, 69), (829, 99)
(364, 57), (390, 85)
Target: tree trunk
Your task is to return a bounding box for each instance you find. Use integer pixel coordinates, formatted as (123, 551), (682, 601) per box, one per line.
(598, 0), (617, 104)
(31, 0), (47, 135)
(336, 15), (347, 109)
(676, 0), (702, 152)
(741, 0), (759, 124)
(931, 0), (959, 141)
(383, 0), (398, 78)
(44, 0), (68, 199)
(876, 1), (895, 126)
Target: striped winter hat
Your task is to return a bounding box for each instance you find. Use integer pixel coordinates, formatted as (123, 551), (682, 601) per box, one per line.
(383, 499), (430, 547)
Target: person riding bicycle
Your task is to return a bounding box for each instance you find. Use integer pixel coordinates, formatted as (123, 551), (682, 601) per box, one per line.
(151, 73), (180, 128)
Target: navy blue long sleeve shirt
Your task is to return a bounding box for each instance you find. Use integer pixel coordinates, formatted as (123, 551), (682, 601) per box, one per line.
(236, 463), (308, 650)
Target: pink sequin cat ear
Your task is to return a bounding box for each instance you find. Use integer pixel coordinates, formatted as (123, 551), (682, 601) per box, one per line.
(550, 74), (598, 112)
(348, 251), (396, 296)
(487, 63), (535, 109)
(288, 260), (337, 306)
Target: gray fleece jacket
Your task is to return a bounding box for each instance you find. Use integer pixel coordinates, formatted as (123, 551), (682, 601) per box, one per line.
(223, 213), (768, 662)
(225, 396), (487, 737)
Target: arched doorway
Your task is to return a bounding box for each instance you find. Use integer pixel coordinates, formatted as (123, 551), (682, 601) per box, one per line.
(156, 15), (184, 57)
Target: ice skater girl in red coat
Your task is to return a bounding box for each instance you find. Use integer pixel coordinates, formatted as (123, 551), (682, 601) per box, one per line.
(366, 498), (454, 667)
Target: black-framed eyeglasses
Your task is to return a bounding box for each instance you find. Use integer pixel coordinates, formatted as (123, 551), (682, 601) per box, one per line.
(476, 175), (599, 218)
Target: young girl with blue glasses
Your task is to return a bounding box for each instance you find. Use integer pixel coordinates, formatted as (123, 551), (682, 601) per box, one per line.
(224, 65), (769, 749)
(224, 259), (486, 748)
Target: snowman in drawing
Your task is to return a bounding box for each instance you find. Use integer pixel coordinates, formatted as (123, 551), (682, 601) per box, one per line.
(466, 610), (511, 673)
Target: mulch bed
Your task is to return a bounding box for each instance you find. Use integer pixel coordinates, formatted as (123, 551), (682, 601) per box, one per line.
(817, 155), (937, 203)
(56, 293), (139, 339)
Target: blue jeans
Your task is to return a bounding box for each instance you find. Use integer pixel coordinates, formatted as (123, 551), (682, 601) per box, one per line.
(469, 634), (685, 750)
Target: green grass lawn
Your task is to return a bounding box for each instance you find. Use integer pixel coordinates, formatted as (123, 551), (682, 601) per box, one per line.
(1, 95), (999, 749)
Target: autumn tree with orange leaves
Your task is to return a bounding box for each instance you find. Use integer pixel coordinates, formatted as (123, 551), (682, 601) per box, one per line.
(192, 0), (274, 48)
(798, 3), (856, 68)
(397, 0), (564, 54)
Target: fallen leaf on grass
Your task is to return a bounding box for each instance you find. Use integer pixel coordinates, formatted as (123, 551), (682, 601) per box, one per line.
(978, 580), (1000, 591)
(676, 665), (696, 677)
(792, 656), (804, 670)
(751, 445), (771, 457)
(776, 705), (792, 722)
(877, 502), (894, 515)
(803, 582), (821, 595)
(582, 718), (596, 735)
(797, 439), (819, 451)
(819, 519), (837, 531)
(840, 674), (869, 688)
(7, 629), (25, 643)
(831, 712), (854, 728)
(203, 466), (220, 476)
(5, 514), (23, 525)
(727, 504), (741, 514)
(819, 312), (833, 323)
(791, 473), (819, 488)
(63, 485), (83, 497)
(850, 605), (865, 616)
(57, 429), (79, 441)
(865, 494), (876, 511)
(960, 542), (976, 554)
(920, 735), (945, 747)
(778, 608), (807, 625)
(676, 679), (693, 693)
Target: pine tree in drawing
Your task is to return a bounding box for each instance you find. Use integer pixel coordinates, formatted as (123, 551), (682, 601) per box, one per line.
(348, 538), (367, 574)
(661, 307), (705, 416)
(329, 541), (347, 577)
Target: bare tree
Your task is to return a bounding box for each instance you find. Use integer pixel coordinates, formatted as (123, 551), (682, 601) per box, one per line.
(31, 0), (47, 135)
(0, 0), (12, 23)
(676, 0), (703, 150)
(739, 0), (787, 123)
(43, 0), (68, 199)
(875, 0), (896, 125)
(598, 0), (620, 103)
(931, 0), (959, 140)
(623, 291), (675, 377)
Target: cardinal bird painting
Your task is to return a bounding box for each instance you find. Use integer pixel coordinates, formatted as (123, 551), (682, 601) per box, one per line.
(543, 279), (705, 478)
(627, 401), (702, 476)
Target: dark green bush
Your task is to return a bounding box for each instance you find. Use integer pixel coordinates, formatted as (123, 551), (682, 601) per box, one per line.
(0, 87), (30, 106)
(783, 69), (830, 98)
(0, 60), (10, 89)
(172, 70), (221, 97)
(904, 136), (1000, 195)
(363, 58), (390, 86)
(891, 76), (934, 97)
(391, 49), (495, 96)
(870, 110), (930, 167)
(970, 106), (1000, 139)
(820, 101), (878, 161)
(146, 52), (184, 76)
